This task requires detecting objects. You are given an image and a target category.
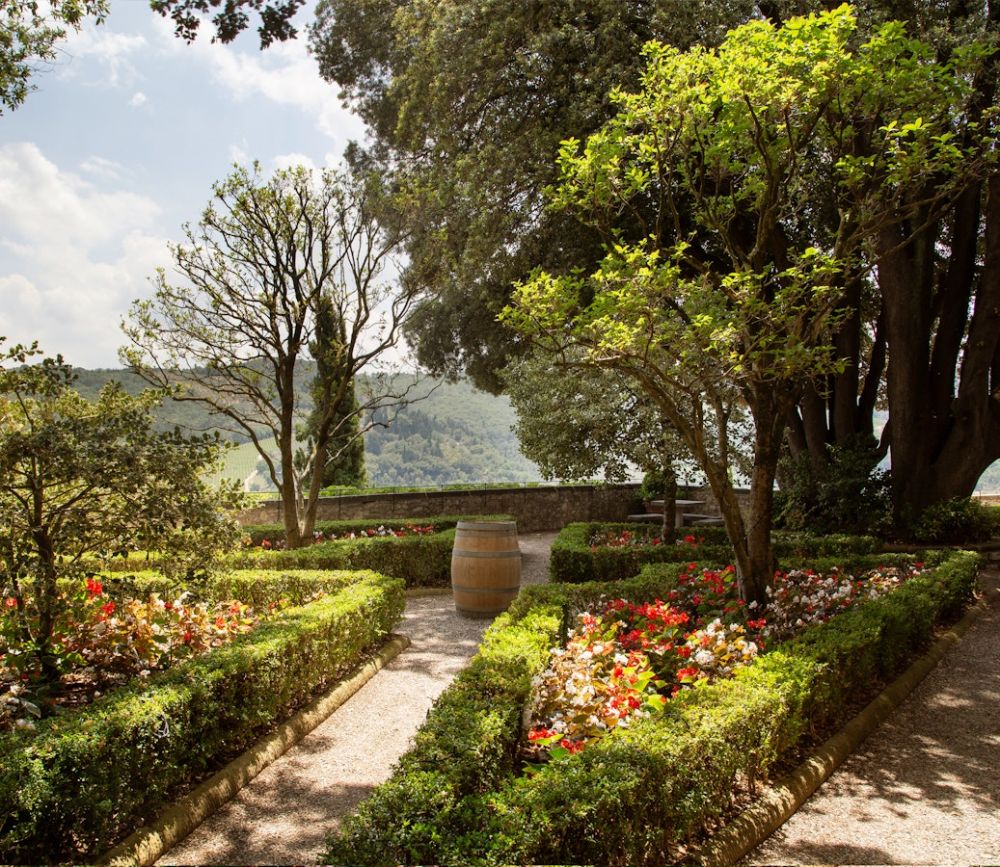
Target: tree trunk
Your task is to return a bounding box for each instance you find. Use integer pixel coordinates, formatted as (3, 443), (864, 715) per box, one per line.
(279, 427), (304, 549)
(661, 465), (677, 543)
(30, 523), (62, 685)
(878, 180), (1000, 525)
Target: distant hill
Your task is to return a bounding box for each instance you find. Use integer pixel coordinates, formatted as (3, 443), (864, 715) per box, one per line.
(71, 367), (543, 489)
(69, 367), (999, 493)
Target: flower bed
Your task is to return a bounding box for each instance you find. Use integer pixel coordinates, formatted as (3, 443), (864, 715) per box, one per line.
(1, 577), (290, 731)
(244, 522), (437, 550)
(549, 522), (881, 583)
(2, 570), (366, 731)
(523, 560), (925, 760)
(322, 549), (978, 865)
(238, 514), (509, 547)
(0, 570), (405, 863)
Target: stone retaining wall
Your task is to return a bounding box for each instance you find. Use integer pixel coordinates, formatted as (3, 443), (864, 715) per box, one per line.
(237, 483), (752, 532)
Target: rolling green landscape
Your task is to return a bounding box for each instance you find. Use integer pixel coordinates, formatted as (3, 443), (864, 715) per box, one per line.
(73, 368), (1000, 494)
(73, 368), (543, 489)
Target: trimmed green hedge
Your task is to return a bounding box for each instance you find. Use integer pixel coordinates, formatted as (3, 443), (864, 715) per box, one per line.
(549, 522), (881, 583)
(97, 516), (513, 585)
(228, 531), (457, 588)
(323, 550), (979, 865)
(0, 570), (405, 863)
(96, 568), (364, 607)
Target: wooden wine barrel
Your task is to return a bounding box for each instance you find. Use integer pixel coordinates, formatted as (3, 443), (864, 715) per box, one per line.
(451, 520), (521, 618)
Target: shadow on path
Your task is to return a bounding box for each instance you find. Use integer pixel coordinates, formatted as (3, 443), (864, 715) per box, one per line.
(749, 568), (1000, 865)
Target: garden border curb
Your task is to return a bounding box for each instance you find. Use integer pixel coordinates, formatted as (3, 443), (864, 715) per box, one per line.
(97, 633), (411, 867)
(691, 575), (998, 866)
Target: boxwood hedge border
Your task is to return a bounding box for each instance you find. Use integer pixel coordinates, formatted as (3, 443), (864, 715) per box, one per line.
(322, 549), (979, 865)
(549, 522), (881, 583)
(0, 570), (405, 863)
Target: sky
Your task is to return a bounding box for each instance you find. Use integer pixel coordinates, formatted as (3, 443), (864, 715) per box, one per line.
(0, 0), (369, 369)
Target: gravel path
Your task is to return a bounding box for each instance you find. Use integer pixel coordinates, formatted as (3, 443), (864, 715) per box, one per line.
(748, 566), (1000, 866)
(158, 531), (556, 867)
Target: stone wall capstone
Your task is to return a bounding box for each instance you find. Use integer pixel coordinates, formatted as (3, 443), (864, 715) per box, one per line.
(235, 483), (753, 532)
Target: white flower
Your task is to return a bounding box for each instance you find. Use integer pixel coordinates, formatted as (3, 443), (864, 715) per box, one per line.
(694, 649), (715, 667)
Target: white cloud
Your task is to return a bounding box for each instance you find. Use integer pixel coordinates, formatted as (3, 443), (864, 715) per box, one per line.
(57, 28), (147, 88)
(272, 153), (318, 172)
(0, 143), (159, 246)
(79, 155), (126, 181)
(153, 16), (366, 145)
(229, 141), (251, 165)
(129, 91), (147, 107)
(0, 143), (171, 367)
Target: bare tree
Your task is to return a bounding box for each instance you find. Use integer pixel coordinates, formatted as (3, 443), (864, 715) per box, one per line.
(121, 163), (420, 547)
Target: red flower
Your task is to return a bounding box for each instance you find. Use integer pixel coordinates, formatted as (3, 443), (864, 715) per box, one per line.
(528, 727), (555, 741)
(684, 534), (696, 545)
(261, 539), (272, 549)
(215, 616), (226, 629)
(676, 666), (700, 681)
(183, 629), (193, 644)
(86, 577), (103, 597)
(101, 601), (115, 617)
(4, 597), (17, 608)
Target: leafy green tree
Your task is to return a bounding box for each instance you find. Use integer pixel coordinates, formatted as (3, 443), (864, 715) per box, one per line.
(504, 8), (993, 601)
(0, 341), (241, 684)
(0, 0), (108, 113)
(122, 164), (419, 548)
(311, 0), (1000, 522)
(503, 349), (714, 538)
(309, 0), (760, 391)
(150, 0), (305, 48)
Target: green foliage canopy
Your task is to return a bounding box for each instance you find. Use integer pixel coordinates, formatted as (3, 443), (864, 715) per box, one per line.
(504, 6), (994, 600)
(0, 0), (107, 113)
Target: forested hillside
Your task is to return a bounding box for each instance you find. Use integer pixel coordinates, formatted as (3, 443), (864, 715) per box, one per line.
(72, 368), (542, 488)
(70, 367), (999, 492)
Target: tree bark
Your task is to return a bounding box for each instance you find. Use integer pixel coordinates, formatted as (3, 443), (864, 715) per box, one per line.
(661, 464), (677, 543)
(878, 180), (1000, 524)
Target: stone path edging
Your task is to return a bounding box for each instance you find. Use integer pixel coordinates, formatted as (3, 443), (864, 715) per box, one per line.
(97, 634), (411, 867)
(690, 585), (996, 867)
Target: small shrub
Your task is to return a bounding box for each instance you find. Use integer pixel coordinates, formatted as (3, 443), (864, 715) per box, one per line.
(912, 497), (1000, 544)
(775, 437), (891, 536)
